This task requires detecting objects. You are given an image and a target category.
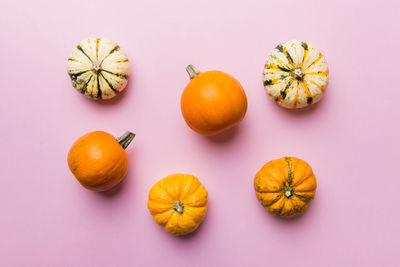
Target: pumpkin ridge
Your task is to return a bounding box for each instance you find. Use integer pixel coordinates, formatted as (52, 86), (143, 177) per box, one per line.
(80, 74), (93, 94)
(77, 45), (93, 63)
(292, 172), (314, 187)
(154, 210), (174, 227)
(179, 175), (201, 200)
(294, 192), (314, 201)
(101, 69), (128, 80)
(280, 80), (292, 99)
(301, 42), (309, 68)
(267, 197), (285, 214)
(68, 58), (88, 65)
(306, 77), (325, 93)
(305, 71), (328, 76)
(257, 192), (282, 206)
(293, 80), (300, 108)
(265, 64), (290, 73)
(69, 70), (90, 77)
(305, 53), (323, 70)
(299, 80), (312, 98)
(100, 72), (118, 94)
(278, 65), (292, 72)
(282, 47), (295, 66)
(95, 38), (100, 61)
(96, 75), (102, 99)
(183, 206), (207, 224)
(284, 157), (293, 185)
(100, 44), (120, 64)
(183, 186), (207, 206)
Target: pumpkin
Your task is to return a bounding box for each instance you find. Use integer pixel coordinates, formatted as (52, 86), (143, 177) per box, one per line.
(67, 131), (135, 192)
(67, 38), (130, 100)
(181, 65), (247, 136)
(263, 40), (329, 109)
(147, 174), (208, 235)
(254, 157), (317, 217)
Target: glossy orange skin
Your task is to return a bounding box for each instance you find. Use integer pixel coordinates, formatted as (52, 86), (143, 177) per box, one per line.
(181, 71), (248, 136)
(67, 131), (128, 192)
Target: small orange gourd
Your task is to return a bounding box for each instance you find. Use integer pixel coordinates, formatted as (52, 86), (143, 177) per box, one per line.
(181, 65), (247, 136)
(67, 130), (135, 192)
(147, 174), (208, 235)
(254, 157), (317, 217)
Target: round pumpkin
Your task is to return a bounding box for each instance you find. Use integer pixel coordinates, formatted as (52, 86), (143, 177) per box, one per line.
(147, 174), (208, 235)
(181, 65), (247, 136)
(254, 157), (317, 217)
(263, 40), (329, 109)
(67, 38), (130, 100)
(67, 131), (135, 192)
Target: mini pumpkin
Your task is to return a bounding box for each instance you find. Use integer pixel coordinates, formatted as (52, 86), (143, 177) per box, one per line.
(181, 65), (247, 136)
(147, 174), (208, 235)
(67, 131), (135, 192)
(254, 157), (317, 217)
(263, 40), (329, 108)
(67, 38), (130, 99)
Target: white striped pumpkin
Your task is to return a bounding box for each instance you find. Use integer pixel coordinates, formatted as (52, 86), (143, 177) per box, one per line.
(67, 38), (130, 100)
(263, 40), (329, 109)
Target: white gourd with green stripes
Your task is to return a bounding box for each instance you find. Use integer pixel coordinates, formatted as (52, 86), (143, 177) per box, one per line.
(263, 40), (329, 109)
(67, 38), (130, 100)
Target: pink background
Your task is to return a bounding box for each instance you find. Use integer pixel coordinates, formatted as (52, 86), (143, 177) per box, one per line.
(1, 0), (399, 266)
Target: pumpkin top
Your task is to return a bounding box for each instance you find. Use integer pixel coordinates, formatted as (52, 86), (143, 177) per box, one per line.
(263, 40), (329, 109)
(254, 157), (317, 217)
(147, 173), (208, 235)
(67, 38), (130, 100)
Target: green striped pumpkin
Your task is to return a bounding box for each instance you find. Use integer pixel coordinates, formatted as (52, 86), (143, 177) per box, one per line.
(67, 38), (130, 100)
(263, 40), (329, 109)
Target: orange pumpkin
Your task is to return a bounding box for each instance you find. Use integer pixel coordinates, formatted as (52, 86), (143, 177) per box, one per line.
(147, 174), (208, 235)
(67, 130), (135, 192)
(181, 65), (247, 136)
(254, 157), (317, 217)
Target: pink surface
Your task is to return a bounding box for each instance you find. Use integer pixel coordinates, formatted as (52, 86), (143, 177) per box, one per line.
(1, 0), (399, 266)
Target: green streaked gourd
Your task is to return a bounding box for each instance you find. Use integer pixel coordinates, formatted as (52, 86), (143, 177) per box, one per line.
(67, 38), (130, 100)
(263, 40), (329, 109)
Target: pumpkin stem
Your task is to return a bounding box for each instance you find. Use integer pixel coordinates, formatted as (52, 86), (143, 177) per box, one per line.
(291, 68), (305, 80)
(116, 131), (135, 150)
(92, 61), (102, 74)
(284, 186), (294, 198)
(186, 64), (200, 79)
(173, 201), (184, 214)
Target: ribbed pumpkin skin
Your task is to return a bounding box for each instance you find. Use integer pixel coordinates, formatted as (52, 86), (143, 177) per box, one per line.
(147, 174), (208, 235)
(181, 70), (247, 136)
(263, 40), (329, 109)
(254, 157), (317, 217)
(67, 38), (130, 100)
(67, 131), (128, 192)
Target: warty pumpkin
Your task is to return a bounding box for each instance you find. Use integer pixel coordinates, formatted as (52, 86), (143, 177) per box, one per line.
(67, 38), (130, 99)
(147, 174), (208, 235)
(263, 40), (329, 109)
(67, 131), (135, 192)
(254, 157), (317, 217)
(181, 65), (247, 136)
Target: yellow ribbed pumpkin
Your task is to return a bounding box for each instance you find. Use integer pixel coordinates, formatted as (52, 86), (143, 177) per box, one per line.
(147, 174), (208, 235)
(263, 40), (329, 108)
(254, 157), (317, 217)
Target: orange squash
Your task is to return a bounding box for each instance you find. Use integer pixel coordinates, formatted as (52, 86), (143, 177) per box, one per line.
(254, 157), (317, 217)
(67, 130), (135, 192)
(147, 174), (208, 235)
(181, 65), (247, 136)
